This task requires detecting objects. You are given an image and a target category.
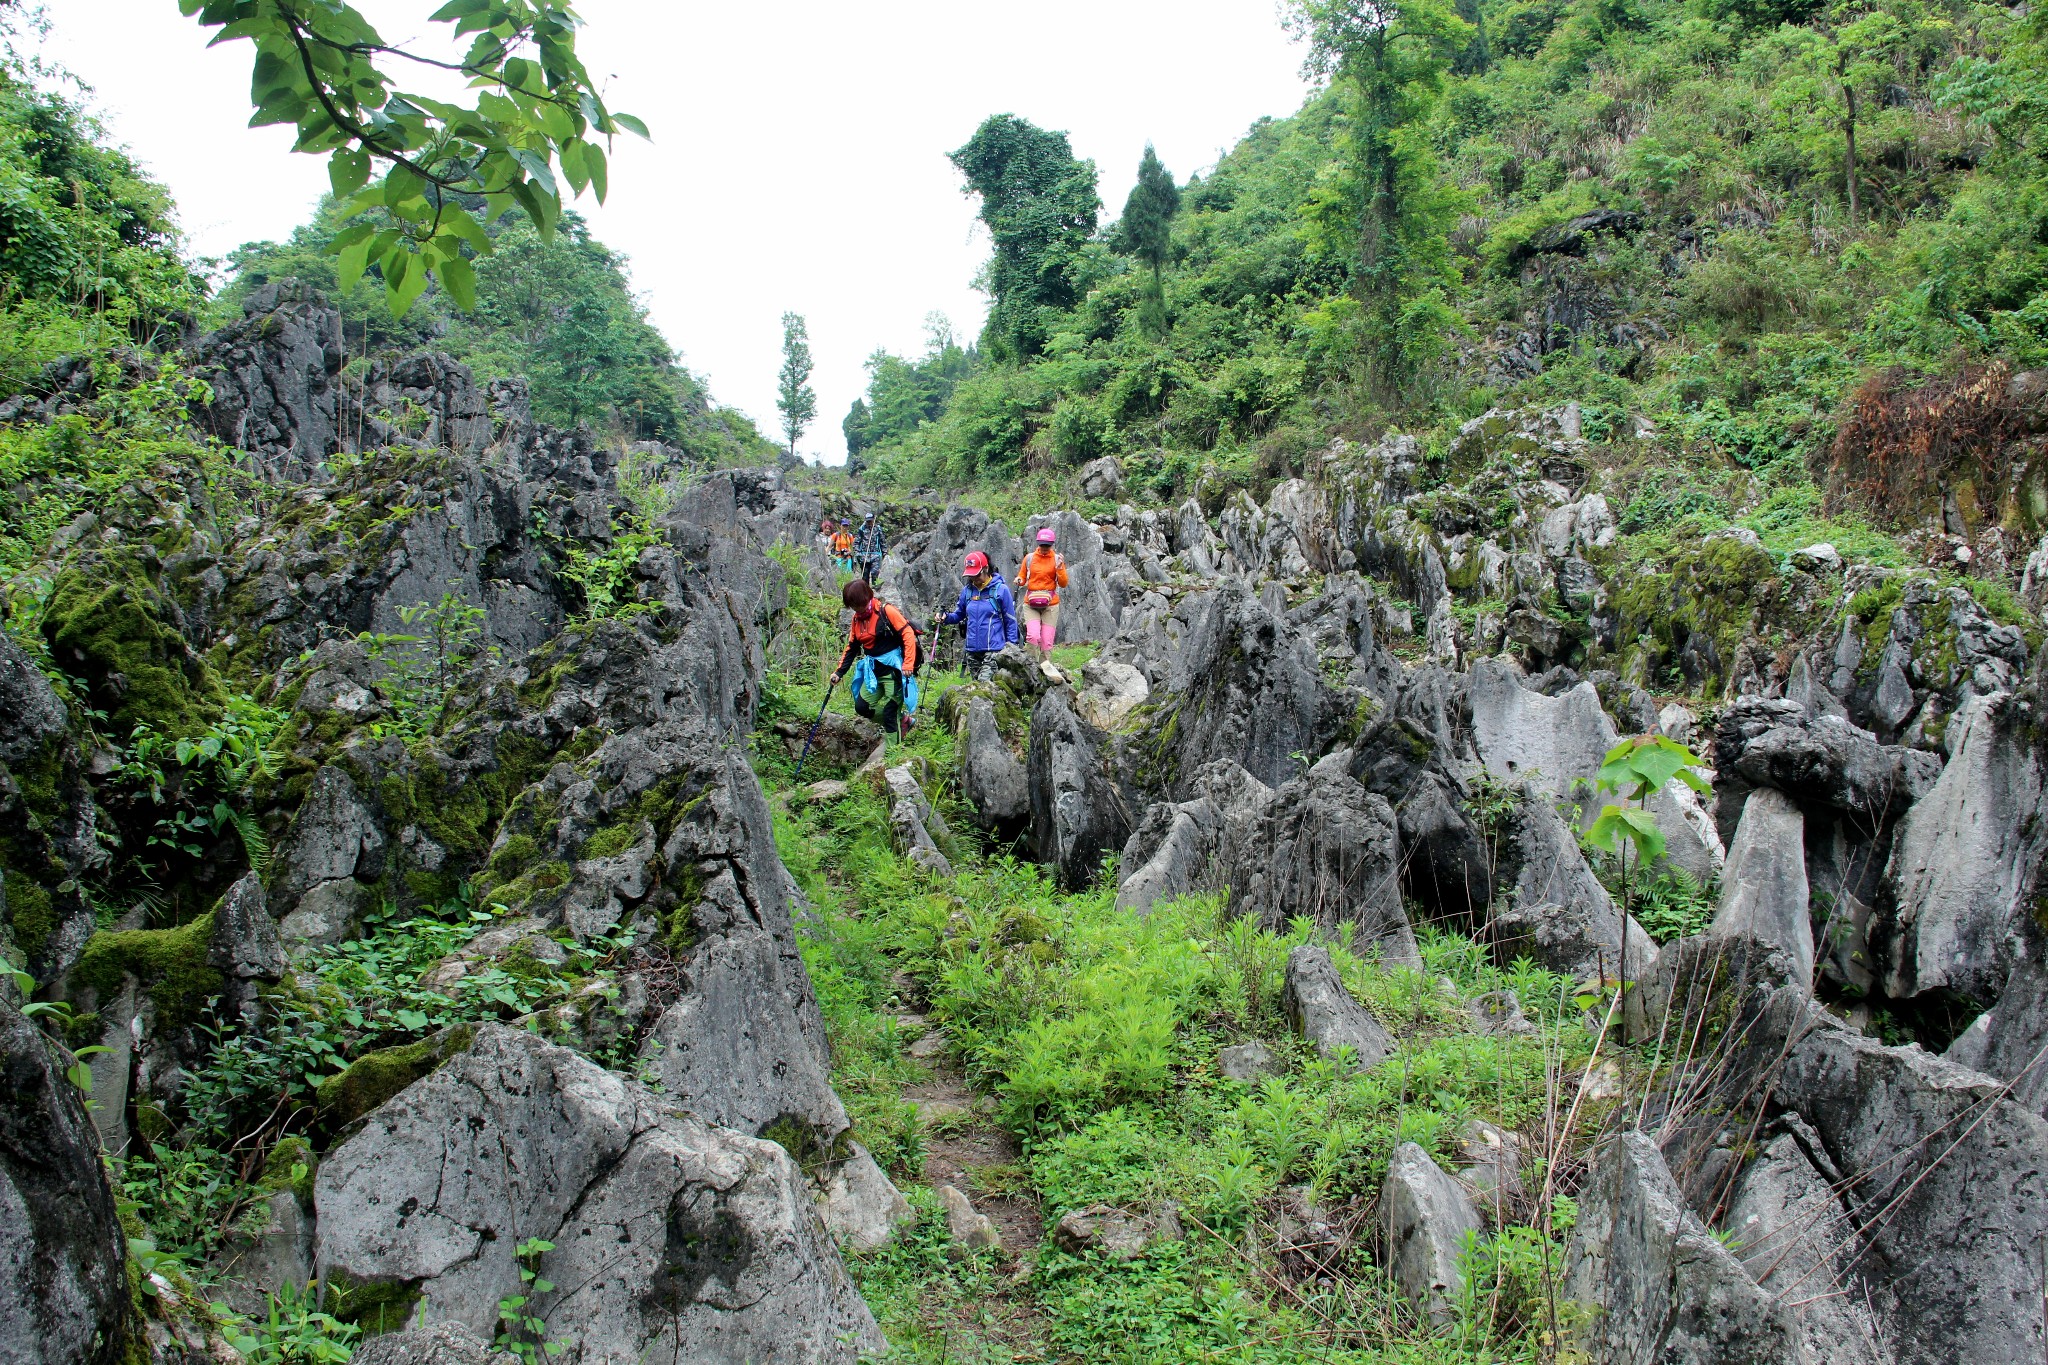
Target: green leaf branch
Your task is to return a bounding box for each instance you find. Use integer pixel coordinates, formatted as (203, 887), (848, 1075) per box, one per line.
(178, 0), (649, 314)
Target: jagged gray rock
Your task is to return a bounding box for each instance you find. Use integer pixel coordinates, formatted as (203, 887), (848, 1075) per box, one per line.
(960, 697), (1028, 829)
(0, 996), (132, 1365)
(0, 633), (101, 981)
(1382, 1142), (1484, 1327)
(816, 1144), (916, 1252)
(1468, 658), (1724, 882)
(1233, 757), (1420, 967)
(1881, 690), (2047, 1004)
(270, 763), (385, 947)
(208, 1187), (315, 1317)
(1052, 1202), (1180, 1260)
(1723, 1133), (1890, 1365)
(349, 1322), (509, 1365)
(1028, 689), (1131, 890)
(1740, 985), (2048, 1362)
(1491, 791), (1657, 984)
(1114, 762), (1271, 915)
(315, 1024), (881, 1363)
(1947, 957), (2048, 1117)
(189, 280), (346, 482)
(1119, 580), (1359, 796)
(1710, 788), (1813, 991)
(207, 873), (286, 1022)
(1281, 945), (1392, 1070)
(1565, 1131), (1798, 1364)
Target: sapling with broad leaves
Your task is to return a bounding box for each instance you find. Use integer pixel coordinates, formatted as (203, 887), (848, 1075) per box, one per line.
(1581, 734), (1709, 1114)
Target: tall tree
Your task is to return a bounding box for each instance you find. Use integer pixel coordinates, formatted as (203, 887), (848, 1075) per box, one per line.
(777, 311), (817, 459)
(950, 114), (1101, 361)
(1113, 145), (1181, 339)
(177, 0), (649, 315)
(1286, 0), (1472, 393)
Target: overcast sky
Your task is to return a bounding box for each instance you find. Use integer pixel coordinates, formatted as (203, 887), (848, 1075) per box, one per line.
(40, 1), (1312, 463)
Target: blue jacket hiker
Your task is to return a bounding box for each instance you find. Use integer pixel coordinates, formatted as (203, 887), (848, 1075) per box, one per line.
(943, 551), (1017, 679)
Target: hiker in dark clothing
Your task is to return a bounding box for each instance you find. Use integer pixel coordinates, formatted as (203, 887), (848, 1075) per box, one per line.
(832, 578), (920, 737)
(942, 550), (1018, 680)
(854, 513), (886, 586)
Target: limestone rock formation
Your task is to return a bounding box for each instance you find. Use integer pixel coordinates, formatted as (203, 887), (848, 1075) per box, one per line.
(315, 1024), (882, 1363)
(1381, 1142), (1483, 1327)
(1281, 945), (1392, 1071)
(0, 995), (134, 1365)
(1565, 1131), (1798, 1363)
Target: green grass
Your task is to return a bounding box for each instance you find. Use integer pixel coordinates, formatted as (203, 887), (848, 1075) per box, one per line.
(756, 576), (1601, 1359)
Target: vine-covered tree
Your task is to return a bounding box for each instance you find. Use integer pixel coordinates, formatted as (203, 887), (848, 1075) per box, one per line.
(1286, 0), (1472, 393)
(1112, 145), (1181, 339)
(950, 114), (1100, 361)
(177, 0), (648, 314)
(776, 311), (817, 458)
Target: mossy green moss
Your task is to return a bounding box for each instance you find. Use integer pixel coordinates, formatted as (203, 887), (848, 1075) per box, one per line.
(42, 552), (226, 737)
(325, 1270), (423, 1336)
(4, 870), (56, 957)
(578, 823), (638, 861)
(73, 913), (222, 1031)
(1611, 534), (1788, 691)
(315, 1024), (474, 1127)
(262, 1135), (317, 1205)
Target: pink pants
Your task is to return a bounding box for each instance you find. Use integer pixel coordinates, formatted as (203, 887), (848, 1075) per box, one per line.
(1021, 601), (1060, 648)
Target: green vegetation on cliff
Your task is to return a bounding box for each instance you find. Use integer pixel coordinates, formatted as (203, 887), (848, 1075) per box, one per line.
(852, 0), (2048, 519)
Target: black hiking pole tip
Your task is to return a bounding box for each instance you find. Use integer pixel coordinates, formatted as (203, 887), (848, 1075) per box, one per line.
(793, 679), (839, 782)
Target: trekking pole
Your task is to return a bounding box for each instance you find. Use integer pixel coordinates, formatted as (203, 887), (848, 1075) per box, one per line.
(793, 677), (840, 781)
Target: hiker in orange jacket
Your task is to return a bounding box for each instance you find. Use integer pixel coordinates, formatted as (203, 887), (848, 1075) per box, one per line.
(831, 578), (920, 736)
(1015, 525), (1069, 667)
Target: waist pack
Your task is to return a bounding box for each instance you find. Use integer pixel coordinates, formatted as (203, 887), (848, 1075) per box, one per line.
(1026, 591), (1054, 609)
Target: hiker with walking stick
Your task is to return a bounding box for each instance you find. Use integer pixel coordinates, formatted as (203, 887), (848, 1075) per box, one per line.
(831, 578), (921, 740)
(942, 550), (1018, 682)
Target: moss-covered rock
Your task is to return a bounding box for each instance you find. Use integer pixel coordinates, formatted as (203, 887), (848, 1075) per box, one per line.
(71, 913), (223, 1031)
(42, 550), (226, 737)
(315, 1024), (475, 1128)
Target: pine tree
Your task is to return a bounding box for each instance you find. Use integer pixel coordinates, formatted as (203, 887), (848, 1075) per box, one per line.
(1114, 145), (1181, 339)
(776, 311), (817, 459)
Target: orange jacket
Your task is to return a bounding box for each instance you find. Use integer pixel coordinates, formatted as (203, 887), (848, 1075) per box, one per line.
(1016, 548), (1068, 605)
(836, 601), (918, 676)
(830, 531), (854, 555)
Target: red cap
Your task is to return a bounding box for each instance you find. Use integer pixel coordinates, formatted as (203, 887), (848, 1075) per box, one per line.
(962, 551), (989, 578)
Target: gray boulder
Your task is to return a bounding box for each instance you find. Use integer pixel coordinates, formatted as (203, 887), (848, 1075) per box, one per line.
(1564, 1131), (1798, 1364)
(1074, 657), (1150, 731)
(189, 281), (346, 482)
(0, 996), (133, 1365)
(1723, 1133), (1889, 1365)
(1709, 789), (1813, 991)
(1713, 697), (1939, 836)
(1114, 762), (1271, 915)
(815, 1144), (916, 1252)
(1491, 792), (1657, 985)
(208, 873), (287, 1022)
(638, 925), (851, 1154)
(271, 763), (385, 947)
(1052, 1202), (1180, 1260)
(1028, 689), (1132, 890)
(1382, 1142), (1484, 1327)
(1468, 659), (1722, 881)
(207, 1187), (314, 1316)
(1746, 985), (2048, 1362)
(349, 1322), (509, 1365)
(0, 633), (101, 981)
(1078, 456), (1124, 499)
(937, 1185), (1002, 1255)
(1881, 690), (2047, 1005)
(960, 698), (1028, 829)
(1217, 1040), (1282, 1082)
(1119, 580), (1358, 797)
(1234, 757), (1420, 967)
(1947, 957), (2048, 1117)
(1281, 945), (1392, 1071)
(315, 1024), (881, 1363)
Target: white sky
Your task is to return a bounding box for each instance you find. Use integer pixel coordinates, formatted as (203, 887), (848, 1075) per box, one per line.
(39, 1), (1311, 463)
